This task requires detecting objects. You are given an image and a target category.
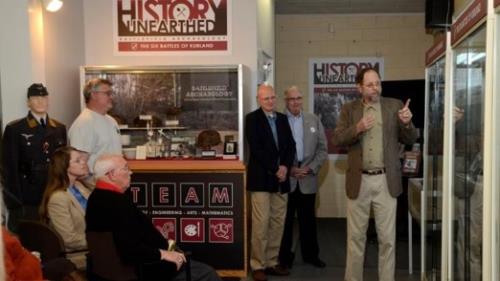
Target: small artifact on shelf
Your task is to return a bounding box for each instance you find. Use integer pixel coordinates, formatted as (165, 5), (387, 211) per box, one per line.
(164, 120), (179, 126)
(165, 107), (182, 127)
(166, 106), (182, 117)
(133, 114), (162, 127)
(122, 148), (136, 160)
(196, 129), (221, 159)
(136, 145), (147, 160)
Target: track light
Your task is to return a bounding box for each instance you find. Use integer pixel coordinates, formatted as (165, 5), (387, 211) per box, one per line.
(43, 0), (63, 12)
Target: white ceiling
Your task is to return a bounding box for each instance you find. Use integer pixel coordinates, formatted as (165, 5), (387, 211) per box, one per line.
(275, 0), (426, 14)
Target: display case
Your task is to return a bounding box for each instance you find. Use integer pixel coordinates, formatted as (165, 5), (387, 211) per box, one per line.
(80, 65), (244, 160)
(423, 52), (446, 280)
(452, 25), (486, 281)
(80, 65), (247, 277)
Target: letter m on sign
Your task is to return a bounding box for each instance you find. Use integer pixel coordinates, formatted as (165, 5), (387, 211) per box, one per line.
(209, 183), (233, 208)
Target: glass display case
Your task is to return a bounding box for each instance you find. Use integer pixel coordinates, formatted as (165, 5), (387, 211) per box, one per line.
(452, 26), (486, 281)
(424, 56), (446, 280)
(81, 65), (243, 160)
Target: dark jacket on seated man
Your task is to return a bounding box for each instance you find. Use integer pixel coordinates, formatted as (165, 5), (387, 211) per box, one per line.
(86, 154), (221, 281)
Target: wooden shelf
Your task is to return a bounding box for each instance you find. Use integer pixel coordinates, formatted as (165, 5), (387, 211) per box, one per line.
(127, 159), (245, 171)
(119, 126), (188, 130)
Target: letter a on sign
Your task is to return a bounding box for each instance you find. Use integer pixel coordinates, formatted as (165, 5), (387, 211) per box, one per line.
(185, 187), (200, 203)
(180, 183), (204, 207)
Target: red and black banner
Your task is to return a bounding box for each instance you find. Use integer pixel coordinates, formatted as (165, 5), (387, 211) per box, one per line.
(114, 0), (231, 53)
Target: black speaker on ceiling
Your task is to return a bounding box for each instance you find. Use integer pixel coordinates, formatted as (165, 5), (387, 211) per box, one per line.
(425, 0), (453, 29)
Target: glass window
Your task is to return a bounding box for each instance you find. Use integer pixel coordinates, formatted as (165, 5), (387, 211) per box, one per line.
(452, 26), (486, 281)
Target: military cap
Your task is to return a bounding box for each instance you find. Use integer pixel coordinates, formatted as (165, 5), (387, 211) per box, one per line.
(27, 83), (49, 98)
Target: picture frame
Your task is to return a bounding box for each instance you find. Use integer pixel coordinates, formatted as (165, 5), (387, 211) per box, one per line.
(224, 141), (237, 155)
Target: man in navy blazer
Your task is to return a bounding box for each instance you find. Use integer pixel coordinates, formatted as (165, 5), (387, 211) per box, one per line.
(245, 84), (296, 281)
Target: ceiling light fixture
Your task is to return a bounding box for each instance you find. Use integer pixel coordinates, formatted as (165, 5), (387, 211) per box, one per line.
(43, 0), (63, 12)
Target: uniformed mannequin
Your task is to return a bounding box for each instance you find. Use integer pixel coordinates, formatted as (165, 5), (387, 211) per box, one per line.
(2, 83), (67, 232)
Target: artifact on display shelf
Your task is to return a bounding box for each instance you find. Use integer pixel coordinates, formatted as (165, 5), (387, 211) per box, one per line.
(197, 129), (221, 159)
(224, 141), (237, 155)
(81, 65), (244, 160)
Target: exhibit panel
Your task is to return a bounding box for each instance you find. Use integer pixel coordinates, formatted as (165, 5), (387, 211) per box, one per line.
(127, 160), (247, 277)
(81, 65), (244, 160)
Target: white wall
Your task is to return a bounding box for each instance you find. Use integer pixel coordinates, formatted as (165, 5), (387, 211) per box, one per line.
(258, 0), (275, 56)
(42, 0), (85, 127)
(257, 0), (275, 86)
(82, 0), (260, 115)
(276, 14), (433, 217)
(0, 0), (34, 128)
(0, 0), (85, 129)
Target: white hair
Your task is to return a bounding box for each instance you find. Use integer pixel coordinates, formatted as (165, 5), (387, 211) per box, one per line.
(284, 85), (301, 97)
(93, 154), (122, 179)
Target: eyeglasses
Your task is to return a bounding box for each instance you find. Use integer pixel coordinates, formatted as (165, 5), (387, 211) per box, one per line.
(286, 96), (303, 102)
(362, 82), (381, 89)
(260, 96), (276, 102)
(93, 90), (114, 96)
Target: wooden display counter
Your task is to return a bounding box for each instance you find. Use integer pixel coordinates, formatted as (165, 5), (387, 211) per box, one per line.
(127, 159), (247, 278)
(128, 159), (245, 171)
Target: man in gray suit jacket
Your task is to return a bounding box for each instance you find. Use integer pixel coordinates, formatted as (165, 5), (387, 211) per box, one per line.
(333, 68), (417, 281)
(278, 86), (328, 269)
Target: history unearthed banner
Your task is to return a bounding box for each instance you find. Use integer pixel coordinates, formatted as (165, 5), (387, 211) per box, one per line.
(113, 0), (231, 53)
(309, 57), (384, 154)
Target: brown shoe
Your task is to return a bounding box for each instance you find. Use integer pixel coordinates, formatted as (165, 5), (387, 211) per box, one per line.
(265, 264), (290, 276)
(252, 269), (268, 281)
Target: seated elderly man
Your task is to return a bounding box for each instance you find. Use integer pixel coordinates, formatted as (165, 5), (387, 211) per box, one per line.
(85, 154), (221, 281)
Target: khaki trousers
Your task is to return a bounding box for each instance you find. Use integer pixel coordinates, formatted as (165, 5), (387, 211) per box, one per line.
(345, 174), (396, 281)
(456, 177), (483, 281)
(250, 191), (287, 270)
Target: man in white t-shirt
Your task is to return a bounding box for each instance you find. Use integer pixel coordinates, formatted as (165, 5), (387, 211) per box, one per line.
(69, 78), (121, 172)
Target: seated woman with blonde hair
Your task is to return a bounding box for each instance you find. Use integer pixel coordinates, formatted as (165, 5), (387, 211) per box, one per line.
(39, 146), (92, 269)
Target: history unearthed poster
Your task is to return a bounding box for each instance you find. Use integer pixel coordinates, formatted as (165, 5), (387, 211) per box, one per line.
(113, 0), (231, 53)
(309, 57), (384, 154)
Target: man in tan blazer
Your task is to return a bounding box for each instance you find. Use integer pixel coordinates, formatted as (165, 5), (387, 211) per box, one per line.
(332, 68), (417, 281)
(279, 86), (328, 269)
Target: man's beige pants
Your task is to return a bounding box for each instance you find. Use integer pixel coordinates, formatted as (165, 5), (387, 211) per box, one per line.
(456, 177), (483, 281)
(250, 191), (287, 270)
(345, 174), (397, 281)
